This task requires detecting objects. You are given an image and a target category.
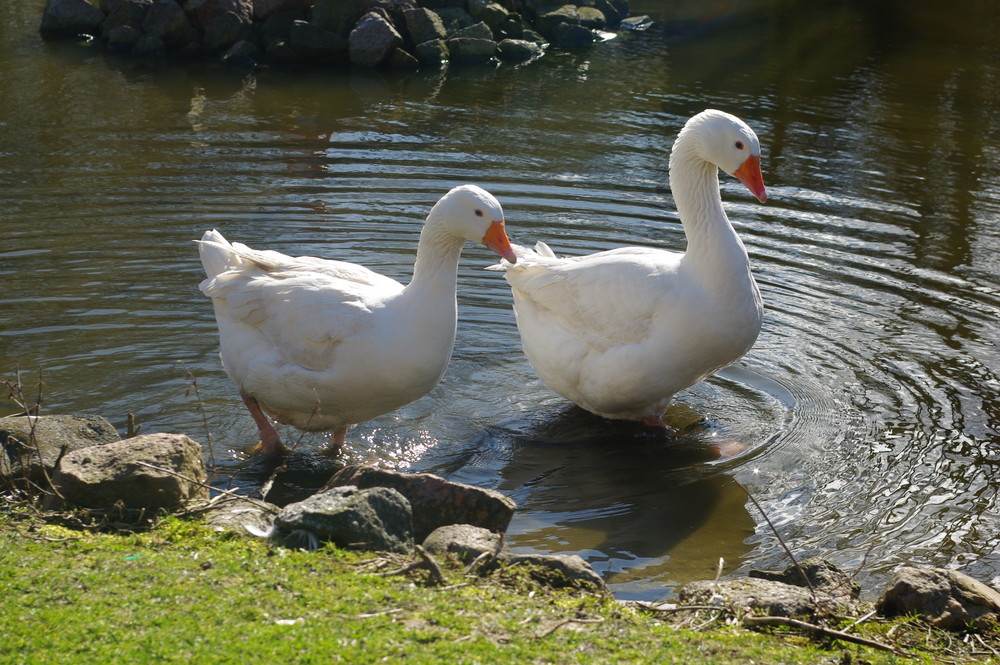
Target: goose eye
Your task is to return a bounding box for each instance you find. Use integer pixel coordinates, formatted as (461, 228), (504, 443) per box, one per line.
(474, 209), (484, 217)
(735, 141), (745, 150)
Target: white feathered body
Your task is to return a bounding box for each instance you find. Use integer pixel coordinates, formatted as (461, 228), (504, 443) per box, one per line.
(496, 110), (766, 423)
(503, 241), (761, 421)
(199, 234), (458, 431)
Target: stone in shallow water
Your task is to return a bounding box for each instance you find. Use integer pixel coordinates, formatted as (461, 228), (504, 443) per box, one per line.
(40, 0), (107, 37)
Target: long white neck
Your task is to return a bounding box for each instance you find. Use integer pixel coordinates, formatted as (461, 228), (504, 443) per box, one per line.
(405, 219), (466, 298)
(669, 139), (752, 284)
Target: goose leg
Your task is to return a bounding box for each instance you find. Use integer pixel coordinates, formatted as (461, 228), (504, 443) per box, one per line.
(329, 426), (348, 453)
(641, 415), (666, 427)
(240, 390), (287, 456)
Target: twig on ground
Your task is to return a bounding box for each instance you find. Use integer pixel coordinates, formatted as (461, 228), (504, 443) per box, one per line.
(381, 545), (446, 585)
(536, 616), (605, 639)
(741, 615), (911, 657)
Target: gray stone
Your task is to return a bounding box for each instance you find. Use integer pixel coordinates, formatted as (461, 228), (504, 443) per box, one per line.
(749, 556), (862, 598)
(467, 0), (507, 29)
(202, 10), (252, 51)
(423, 524), (503, 564)
(680, 558), (871, 620)
(619, 15), (652, 31)
(287, 19), (347, 60)
(497, 38), (543, 62)
(878, 567), (1000, 630)
(45, 433), (209, 511)
(551, 22), (594, 47)
(577, 6), (605, 30)
(445, 37), (495, 63)
(431, 7), (473, 35)
(324, 465), (516, 542)
(402, 7), (446, 45)
(452, 20), (492, 41)
(1, 414), (119, 490)
(348, 11), (403, 67)
(593, 0), (622, 26)
(499, 552), (607, 591)
(275, 485), (414, 553)
(414, 38), (448, 65)
(534, 4), (578, 40)
(40, 0), (107, 37)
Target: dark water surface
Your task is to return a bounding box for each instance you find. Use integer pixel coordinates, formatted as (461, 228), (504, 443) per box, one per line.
(2, 1), (999, 600)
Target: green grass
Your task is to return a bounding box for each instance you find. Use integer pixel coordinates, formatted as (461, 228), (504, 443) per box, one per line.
(0, 513), (993, 665)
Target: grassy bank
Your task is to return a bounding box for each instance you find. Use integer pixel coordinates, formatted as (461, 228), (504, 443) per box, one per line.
(0, 510), (994, 665)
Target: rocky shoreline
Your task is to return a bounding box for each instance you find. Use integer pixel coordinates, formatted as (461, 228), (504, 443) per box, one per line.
(3, 413), (999, 634)
(39, 0), (652, 70)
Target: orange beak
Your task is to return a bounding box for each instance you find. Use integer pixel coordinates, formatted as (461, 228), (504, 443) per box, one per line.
(482, 219), (517, 264)
(733, 154), (767, 203)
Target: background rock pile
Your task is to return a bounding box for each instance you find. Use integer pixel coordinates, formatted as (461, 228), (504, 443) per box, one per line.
(39, 0), (644, 69)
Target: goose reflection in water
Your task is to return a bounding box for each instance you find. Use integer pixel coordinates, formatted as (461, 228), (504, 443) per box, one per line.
(440, 406), (757, 599)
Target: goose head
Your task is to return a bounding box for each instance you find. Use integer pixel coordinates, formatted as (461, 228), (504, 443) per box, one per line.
(684, 109), (768, 204)
(429, 184), (517, 263)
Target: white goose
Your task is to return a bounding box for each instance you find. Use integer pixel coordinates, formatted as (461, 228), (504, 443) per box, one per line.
(492, 110), (767, 428)
(198, 184), (516, 456)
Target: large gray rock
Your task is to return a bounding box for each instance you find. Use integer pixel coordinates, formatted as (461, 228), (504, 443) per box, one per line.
(414, 38), (448, 65)
(577, 6), (605, 30)
(348, 11), (403, 67)
(45, 433), (209, 511)
(40, 0), (107, 37)
(1, 414), (119, 490)
(402, 7), (446, 44)
(680, 557), (871, 620)
(431, 6), (473, 34)
(467, 0), (507, 29)
(533, 4), (577, 39)
(324, 465), (516, 542)
(451, 20), (492, 41)
(423, 523), (503, 564)
(878, 567), (1000, 630)
(445, 36), (495, 63)
(275, 486), (413, 553)
(499, 552), (607, 591)
(497, 38), (543, 62)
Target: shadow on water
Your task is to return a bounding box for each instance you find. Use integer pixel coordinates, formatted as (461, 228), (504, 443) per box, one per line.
(435, 406), (757, 597)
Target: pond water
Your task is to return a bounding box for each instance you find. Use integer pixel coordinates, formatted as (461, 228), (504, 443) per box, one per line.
(2, 1), (999, 601)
